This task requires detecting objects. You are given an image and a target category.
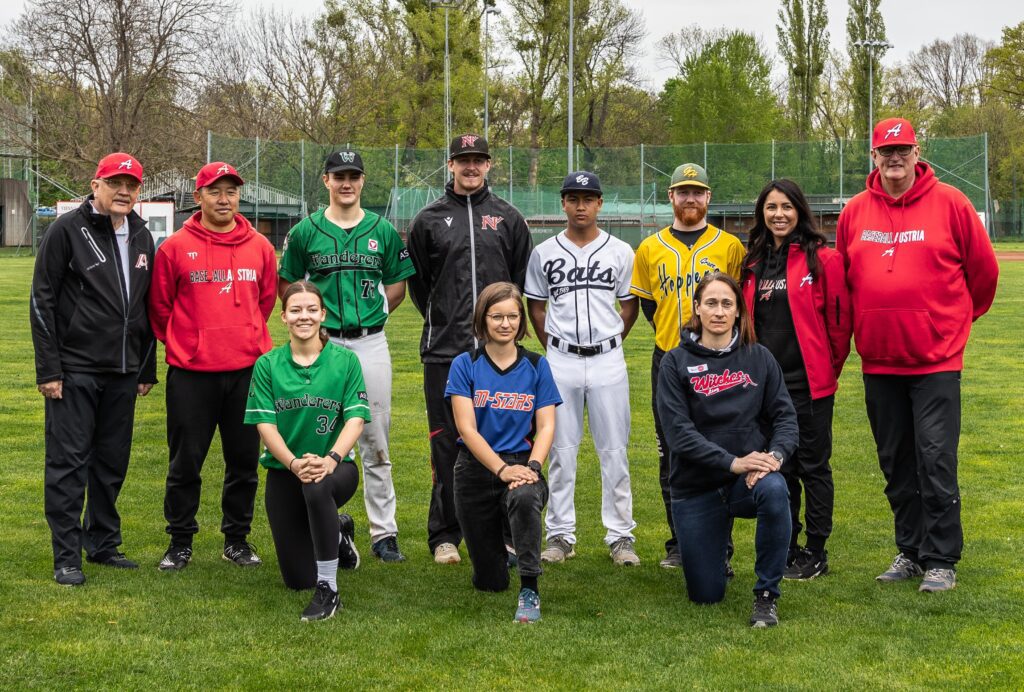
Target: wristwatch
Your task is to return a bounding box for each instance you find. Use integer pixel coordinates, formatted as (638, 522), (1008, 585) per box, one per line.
(769, 450), (784, 466)
(327, 450), (343, 464)
(527, 460), (543, 474)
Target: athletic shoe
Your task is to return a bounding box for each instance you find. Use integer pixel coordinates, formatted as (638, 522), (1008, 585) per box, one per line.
(919, 568), (957, 593)
(787, 545), (802, 567)
(750, 591), (779, 628)
(609, 537), (640, 566)
(506, 544), (518, 570)
(338, 513), (360, 570)
(659, 548), (682, 569)
(540, 536), (575, 563)
(514, 588), (541, 623)
(86, 552), (138, 569)
(433, 542), (461, 565)
(784, 548), (829, 580)
(725, 559), (735, 579)
(876, 553), (924, 582)
(372, 536), (407, 563)
(54, 566), (86, 586)
(158, 544), (193, 571)
(301, 581), (341, 622)
(223, 541), (262, 567)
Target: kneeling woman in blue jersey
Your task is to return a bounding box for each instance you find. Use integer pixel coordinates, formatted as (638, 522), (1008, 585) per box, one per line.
(245, 281), (368, 622)
(657, 273), (797, 627)
(446, 282), (561, 623)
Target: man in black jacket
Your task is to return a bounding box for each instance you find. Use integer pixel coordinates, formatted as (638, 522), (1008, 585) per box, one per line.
(407, 134), (533, 564)
(31, 152), (157, 586)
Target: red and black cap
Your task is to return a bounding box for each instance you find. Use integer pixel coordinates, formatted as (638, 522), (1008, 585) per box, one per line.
(449, 133), (490, 160)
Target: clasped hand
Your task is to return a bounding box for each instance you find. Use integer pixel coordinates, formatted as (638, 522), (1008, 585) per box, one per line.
(291, 452), (337, 484)
(501, 464), (539, 490)
(729, 451), (781, 489)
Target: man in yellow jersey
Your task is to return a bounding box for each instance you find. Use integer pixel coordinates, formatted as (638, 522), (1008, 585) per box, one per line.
(630, 163), (745, 568)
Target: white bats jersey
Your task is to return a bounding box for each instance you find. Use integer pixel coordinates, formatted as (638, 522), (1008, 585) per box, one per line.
(524, 229), (635, 346)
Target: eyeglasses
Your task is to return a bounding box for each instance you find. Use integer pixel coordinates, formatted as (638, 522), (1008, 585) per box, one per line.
(487, 313), (521, 324)
(875, 145), (914, 158)
(101, 178), (141, 192)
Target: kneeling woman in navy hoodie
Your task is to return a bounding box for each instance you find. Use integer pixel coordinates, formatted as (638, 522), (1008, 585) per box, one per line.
(657, 273), (797, 627)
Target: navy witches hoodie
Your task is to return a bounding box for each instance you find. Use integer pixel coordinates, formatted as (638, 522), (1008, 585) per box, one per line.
(656, 329), (798, 499)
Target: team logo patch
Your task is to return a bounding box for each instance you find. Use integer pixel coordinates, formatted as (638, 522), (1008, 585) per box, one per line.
(399, 248), (410, 261)
(481, 215), (503, 231)
(216, 164), (230, 174)
(575, 174), (589, 185)
(367, 239), (378, 251)
(690, 369), (758, 397)
(884, 123), (902, 140)
(187, 251), (198, 260)
(682, 165), (699, 178)
(118, 158), (134, 170)
(800, 273), (813, 288)
(686, 364), (708, 374)
(340, 151), (355, 163)
(135, 254), (148, 270)
(461, 135), (479, 148)
(444, 217), (453, 227)
(358, 391), (369, 401)
(882, 247), (895, 257)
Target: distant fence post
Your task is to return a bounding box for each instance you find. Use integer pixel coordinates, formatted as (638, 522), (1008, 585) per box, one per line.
(839, 138), (844, 200)
(984, 132), (993, 239)
(639, 143), (645, 232)
(703, 141), (707, 169)
(393, 143), (400, 227)
(255, 136), (260, 229)
(771, 139), (775, 180)
(508, 145), (513, 203)
(300, 139), (306, 218)
(206, 130), (212, 164)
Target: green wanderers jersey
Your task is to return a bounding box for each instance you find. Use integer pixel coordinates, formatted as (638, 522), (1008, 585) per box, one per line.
(279, 209), (416, 331)
(245, 342), (372, 470)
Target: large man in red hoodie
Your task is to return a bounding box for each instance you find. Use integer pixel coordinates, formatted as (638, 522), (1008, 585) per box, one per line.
(836, 118), (998, 593)
(149, 162), (278, 571)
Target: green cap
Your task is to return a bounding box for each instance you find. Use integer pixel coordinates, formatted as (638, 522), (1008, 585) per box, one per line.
(669, 163), (710, 190)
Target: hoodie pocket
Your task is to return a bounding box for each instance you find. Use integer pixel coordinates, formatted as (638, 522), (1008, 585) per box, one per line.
(191, 324), (262, 366)
(855, 309), (948, 365)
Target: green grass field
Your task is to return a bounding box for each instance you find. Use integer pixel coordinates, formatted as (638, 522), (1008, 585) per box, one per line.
(1, 256), (1021, 689)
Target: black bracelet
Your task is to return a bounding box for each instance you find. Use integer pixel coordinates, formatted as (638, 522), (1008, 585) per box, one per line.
(496, 463), (508, 479)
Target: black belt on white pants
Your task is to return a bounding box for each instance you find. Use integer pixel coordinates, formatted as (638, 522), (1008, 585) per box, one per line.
(549, 335), (620, 357)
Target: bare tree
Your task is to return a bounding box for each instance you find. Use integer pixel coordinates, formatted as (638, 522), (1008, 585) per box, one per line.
(655, 26), (730, 77)
(907, 34), (992, 109)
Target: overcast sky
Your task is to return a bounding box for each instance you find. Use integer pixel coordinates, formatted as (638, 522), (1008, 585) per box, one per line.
(1, 0), (1019, 90)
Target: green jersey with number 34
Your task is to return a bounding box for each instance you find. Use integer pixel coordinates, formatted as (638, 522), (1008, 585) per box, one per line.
(245, 342), (371, 470)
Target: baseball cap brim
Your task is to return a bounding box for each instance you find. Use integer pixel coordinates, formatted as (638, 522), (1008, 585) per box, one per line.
(324, 164), (364, 173)
(669, 180), (710, 190)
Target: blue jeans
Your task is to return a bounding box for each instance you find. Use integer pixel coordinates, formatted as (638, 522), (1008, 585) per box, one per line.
(671, 473), (791, 603)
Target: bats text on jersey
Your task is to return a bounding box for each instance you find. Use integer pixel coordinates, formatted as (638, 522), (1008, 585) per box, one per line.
(543, 258), (616, 299)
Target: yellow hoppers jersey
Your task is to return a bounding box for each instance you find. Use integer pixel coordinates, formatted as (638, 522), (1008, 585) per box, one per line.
(629, 224), (745, 352)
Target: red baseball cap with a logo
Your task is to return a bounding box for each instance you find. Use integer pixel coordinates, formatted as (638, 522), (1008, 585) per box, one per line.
(872, 118), (918, 149)
(195, 162), (245, 189)
(95, 153), (144, 182)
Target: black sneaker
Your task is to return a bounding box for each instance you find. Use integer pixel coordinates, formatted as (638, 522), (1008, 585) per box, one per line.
(787, 545), (803, 567)
(54, 566), (86, 586)
(301, 581), (341, 622)
(338, 513), (360, 570)
(725, 559), (735, 580)
(750, 590), (779, 628)
(371, 536), (406, 563)
(158, 544), (193, 571)
(223, 541), (262, 567)
(784, 548), (829, 580)
(86, 552), (138, 569)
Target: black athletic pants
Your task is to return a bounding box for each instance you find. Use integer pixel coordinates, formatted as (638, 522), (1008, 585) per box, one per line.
(424, 361), (462, 551)
(784, 390), (835, 553)
(864, 372), (963, 569)
(44, 371), (138, 570)
(163, 366), (260, 547)
(265, 463), (359, 590)
(454, 450), (548, 592)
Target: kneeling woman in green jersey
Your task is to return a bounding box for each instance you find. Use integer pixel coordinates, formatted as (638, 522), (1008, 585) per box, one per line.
(245, 281), (369, 621)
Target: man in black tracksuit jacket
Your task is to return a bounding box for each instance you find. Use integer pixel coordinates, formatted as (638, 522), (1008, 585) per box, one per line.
(407, 134), (533, 562)
(30, 153), (157, 585)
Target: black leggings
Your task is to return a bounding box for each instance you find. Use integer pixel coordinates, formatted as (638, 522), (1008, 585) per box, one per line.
(264, 463), (359, 590)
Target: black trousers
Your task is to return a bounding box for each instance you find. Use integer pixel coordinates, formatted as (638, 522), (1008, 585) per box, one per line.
(265, 463), (360, 590)
(784, 391), (835, 553)
(44, 371), (139, 569)
(424, 361), (462, 551)
(864, 372), (963, 569)
(453, 450), (548, 592)
(163, 366), (260, 546)
(651, 348), (676, 554)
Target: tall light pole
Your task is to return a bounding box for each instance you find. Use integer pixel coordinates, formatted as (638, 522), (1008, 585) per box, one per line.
(567, 0), (574, 173)
(483, 4), (500, 141)
(432, 1), (456, 163)
(853, 37), (892, 169)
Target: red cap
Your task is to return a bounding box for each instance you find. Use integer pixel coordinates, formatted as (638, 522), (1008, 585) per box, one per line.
(872, 118), (918, 149)
(95, 153), (143, 182)
(195, 162), (244, 189)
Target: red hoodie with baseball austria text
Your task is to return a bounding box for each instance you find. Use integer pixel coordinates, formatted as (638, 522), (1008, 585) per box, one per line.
(835, 162), (998, 375)
(149, 212), (278, 372)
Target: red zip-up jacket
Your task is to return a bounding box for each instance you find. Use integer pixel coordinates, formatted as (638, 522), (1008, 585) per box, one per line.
(836, 162), (998, 375)
(742, 244), (851, 399)
(149, 212), (278, 372)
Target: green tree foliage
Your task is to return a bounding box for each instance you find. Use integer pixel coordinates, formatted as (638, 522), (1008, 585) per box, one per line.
(987, 21), (1024, 111)
(846, 0), (888, 139)
(777, 0), (829, 140)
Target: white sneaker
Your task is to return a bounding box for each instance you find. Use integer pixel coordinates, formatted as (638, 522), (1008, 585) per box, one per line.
(540, 536), (576, 563)
(434, 542), (461, 564)
(609, 537), (640, 566)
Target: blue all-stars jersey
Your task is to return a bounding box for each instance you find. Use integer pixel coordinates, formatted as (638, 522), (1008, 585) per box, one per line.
(445, 346), (562, 454)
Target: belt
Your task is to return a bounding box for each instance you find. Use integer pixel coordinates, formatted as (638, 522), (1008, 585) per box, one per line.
(549, 335), (620, 357)
(325, 325), (384, 339)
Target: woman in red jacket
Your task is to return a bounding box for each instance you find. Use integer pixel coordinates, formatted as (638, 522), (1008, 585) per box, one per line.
(742, 179), (851, 580)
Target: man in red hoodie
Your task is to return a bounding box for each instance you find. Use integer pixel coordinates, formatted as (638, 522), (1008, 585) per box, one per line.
(149, 162), (278, 571)
(836, 118), (999, 593)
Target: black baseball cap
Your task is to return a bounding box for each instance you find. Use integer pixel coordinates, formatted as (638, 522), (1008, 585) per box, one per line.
(560, 170), (602, 197)
(449, 134), (490, 160)
(324, 149), (364, 174)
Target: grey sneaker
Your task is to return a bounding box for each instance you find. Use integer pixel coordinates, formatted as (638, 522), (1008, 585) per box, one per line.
(223, 541), (262, 567)
(54, 566), (86, 586)
(659, 548), (682, 569)
(919, 568), (956, 592)
(609, 537), (640, 566)
(514, 587), (541, 623)
(876, 553), (924, 582)
(540, 536), (575, 563)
